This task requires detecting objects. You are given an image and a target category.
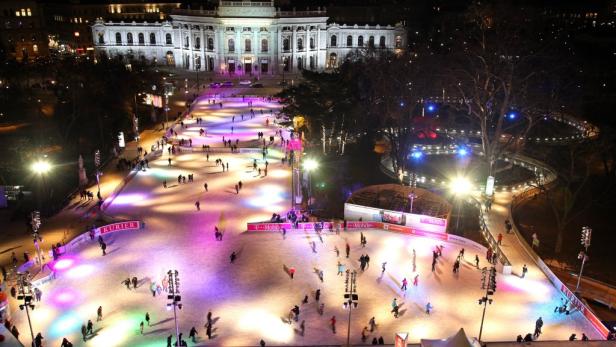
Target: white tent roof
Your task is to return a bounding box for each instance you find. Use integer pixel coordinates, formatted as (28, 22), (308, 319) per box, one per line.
(421, 328), (478, 347)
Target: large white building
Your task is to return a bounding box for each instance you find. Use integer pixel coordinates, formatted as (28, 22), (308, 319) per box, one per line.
(91, 0), (406, 75)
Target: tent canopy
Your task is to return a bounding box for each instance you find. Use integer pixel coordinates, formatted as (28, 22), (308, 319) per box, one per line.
(421, 328), (478, 347)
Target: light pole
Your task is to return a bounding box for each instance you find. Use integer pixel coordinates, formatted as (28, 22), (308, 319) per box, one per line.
(94, 149), (102, 195)
(408, 191), (417, 214)
(167, 270), (181, 345)
(17, 272), (36, 347)
(302, 158), (319, 207)
(478, 266), (497, 341)
(343, 269), (358, 347)
(30, 211), (43, 272)
(575, 226), (592, 292)
(450, 176), (472, 232)
(280, 60), (286, 84)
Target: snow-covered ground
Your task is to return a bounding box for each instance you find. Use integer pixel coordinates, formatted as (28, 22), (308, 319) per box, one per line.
(12, 97), (601, 346)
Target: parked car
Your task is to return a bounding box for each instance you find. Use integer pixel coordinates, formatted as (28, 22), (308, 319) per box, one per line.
(251, 83), (264, 88)
(209, 82), (221, 88)
(221, 81), (234, 87)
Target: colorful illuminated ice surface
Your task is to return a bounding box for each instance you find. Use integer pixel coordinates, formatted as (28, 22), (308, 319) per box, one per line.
(12, 97), (601, 346)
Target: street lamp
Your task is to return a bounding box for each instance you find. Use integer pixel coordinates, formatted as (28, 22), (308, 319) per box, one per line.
(302, 159), (319, 207)
(17, 272), (36, 347)
(94, 150), (102, 196)
(450, 176), (472, 232)
(280, 60), (287, 84)
(30, 211), (44, 272)
(408, 191), (417, 214)
(167, 270), (182, 346)
(478, 266), (497, 341)
(31, 160), (51, 175)
(343, 270), (358, 347)
(575, 227), (592, 292)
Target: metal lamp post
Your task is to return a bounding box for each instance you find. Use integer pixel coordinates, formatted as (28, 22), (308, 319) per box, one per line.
(344, 270), (358, 347)
(575, 226), (592, 292)
(17, 272), (36, 347)
(167, 270), (181, 345)
(94, 149), (101, 195)
(30, 211), (43, 272)
(478, 266), (497, 341)
(408, 191), (417, 214)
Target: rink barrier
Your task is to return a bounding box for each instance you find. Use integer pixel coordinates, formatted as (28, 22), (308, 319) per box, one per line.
(246, 221), (488, 255)
(508, 199), (610, 339)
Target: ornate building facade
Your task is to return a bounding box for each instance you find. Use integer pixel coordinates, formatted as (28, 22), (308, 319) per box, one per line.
(91, 0), (406, 75)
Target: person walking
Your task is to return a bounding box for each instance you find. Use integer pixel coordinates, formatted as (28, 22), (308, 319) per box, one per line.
(345, 243), (350, 258)
(475, 255), (480, 269)
(139, 321), (144, 334)
(10, 325), (19, 340)
(401, 278), (408, 291)
(132, 276), (138, 289)
(300, 320), (305, 336)
(330, 316), (336, 334)
(289, 267), (296, 279)
(167, 335), (173, 347)
(497, 233), (503, 245)
(381, 262), (387, 274)
(426, 302), (433, 314)
(522, 264), (528, 278)
(86, 320), (93, 335)
(195, 201), (201, 211)
(189, 326), (198, 342)
(315, 289), (321, 301)
(34, 332), (43, 347)
(413, 274), (419, 286)
(534, 317), (543, 338)
(230, 251), (237, 263)
(101, 242), (107, 256)
(204, 182), (208, 192)
(97, 306), (103, 321)
(145, 312), (150, 326)
(369, 317), (377, 332)
(81, 324), (87, 341)
(337, 262), (345, 275)
(61, 337), (73, 347)
(206, 322), (212, 339)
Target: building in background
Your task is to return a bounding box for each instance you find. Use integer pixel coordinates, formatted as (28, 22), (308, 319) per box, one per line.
(0, 0), (48, 61)
(91, 0), (407, 74)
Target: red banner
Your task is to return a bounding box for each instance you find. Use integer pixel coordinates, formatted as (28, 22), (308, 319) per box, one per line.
(96, 221), (142, 235)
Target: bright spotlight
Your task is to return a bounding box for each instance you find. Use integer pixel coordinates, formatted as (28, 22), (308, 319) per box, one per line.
(31, 160), (51, 174)
(508, 112), (517, 120)
(457, 146), (469, 157)
(303, 159), (319, 172)
(427, 104), (436, 112)
(450, 176), (472, 195)
(411, 151), (423, 159)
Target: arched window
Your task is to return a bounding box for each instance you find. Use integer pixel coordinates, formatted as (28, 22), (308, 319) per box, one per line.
(127, 32), (133, 45)
(330, 35), (337, 47)
(165, 33), (172, 45)
(310, 37), (315, 49)
(195, 37), (200, 49)
(150, 33), (156, 44)
(283, 38), (290, 51)
(297, 38), (303, 50)
(346, 35), (352, 47)
(184, 36), (188, 47)
(358, 36), (364, 47)
(115, 32), (121, 44)
(245, 38), (251, 52)
(261, 39), (268, 52)
(309, 55), (315, 69)
(379, 36), (386, 48)
(207, 37), (214, 50)
(228, 38), (235, 52)
(98, 33), (104, 44)
(395, 35), (401, 48)
(138, 33), (144, 44)
(368, 36), (374, 48)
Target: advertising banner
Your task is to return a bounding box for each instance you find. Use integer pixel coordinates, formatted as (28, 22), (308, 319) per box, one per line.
(96, 221), (142, 235)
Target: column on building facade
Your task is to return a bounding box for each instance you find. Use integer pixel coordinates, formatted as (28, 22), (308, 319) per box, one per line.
(235, 28), (241, 74)
(276, 26), (282, 74)
(199, 26), (205, 72)
(291, 26), (296, 73)
(188, 25), (194, 70)
(175, 24), (182, 68)
(316, 26), (320, 69)
(217, 26), (224, 74)
(253, 27), (258, 76)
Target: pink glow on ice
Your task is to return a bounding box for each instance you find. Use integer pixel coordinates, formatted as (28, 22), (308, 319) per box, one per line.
(111, 193), (148, 205)
(53, 258), (75, 270)
(503, 274), (550, 297)
(66, 264), (96, 279)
